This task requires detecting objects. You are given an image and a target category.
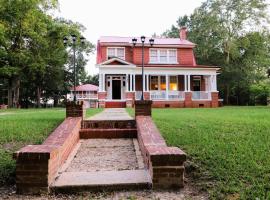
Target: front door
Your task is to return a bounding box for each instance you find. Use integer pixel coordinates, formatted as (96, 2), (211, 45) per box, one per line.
(193, 79), (201, 91)
(112, 80), (121, 99)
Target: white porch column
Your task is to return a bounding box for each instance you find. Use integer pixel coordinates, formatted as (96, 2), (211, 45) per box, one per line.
(126, 74), (129, 92)
(129, 74), (132, 92)
(184, 75), (187, 91)
(102, 74), (106, 91)
(211, 75), (217, 92)
(133, 74), (136, 91)
(99, 73), (102, 92)
(166, 74), (169, 99)
(146, 74), (149, 91)
(187, 75), (191, 91)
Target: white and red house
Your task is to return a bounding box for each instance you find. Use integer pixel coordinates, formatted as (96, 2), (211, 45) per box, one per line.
(68, 84), (98, 108)
(96, 27), (220, 108)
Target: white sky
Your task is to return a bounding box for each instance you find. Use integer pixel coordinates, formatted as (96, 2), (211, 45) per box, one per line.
(56, 0), (205, 75)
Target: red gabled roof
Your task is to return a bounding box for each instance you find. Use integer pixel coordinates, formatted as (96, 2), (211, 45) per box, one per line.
(71, 84), (98, 91)
(99, 36), (195, 47)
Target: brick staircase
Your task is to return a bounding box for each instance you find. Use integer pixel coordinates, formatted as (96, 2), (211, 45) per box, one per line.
(51, 118), (152, 193)
(14, 106), (186, 194)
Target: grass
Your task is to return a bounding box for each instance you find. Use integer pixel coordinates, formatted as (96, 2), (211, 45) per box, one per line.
(127, 107), (270, 199)
(0, 108), (102, 185)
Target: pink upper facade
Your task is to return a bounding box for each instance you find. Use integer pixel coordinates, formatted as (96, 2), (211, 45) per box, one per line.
(96, 28), (203, 67)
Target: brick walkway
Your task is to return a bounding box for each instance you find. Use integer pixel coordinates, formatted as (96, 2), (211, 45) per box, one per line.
(87, 108), (133, 120)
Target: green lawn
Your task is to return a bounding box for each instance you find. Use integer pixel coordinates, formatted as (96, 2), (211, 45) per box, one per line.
(0, 108), (102, 185)
(128, 107), (270, 199)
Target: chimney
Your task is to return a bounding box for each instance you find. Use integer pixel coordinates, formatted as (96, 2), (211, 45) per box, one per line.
(179, 27), (187, 40)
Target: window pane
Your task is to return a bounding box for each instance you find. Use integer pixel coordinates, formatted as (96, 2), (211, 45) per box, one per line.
(160, 76), (166, 90)
(108, 48), (115, 57)
(150, 50), (158, 62)
(117, 48), (124, 59)
(170, 76), (178, 91)
(150, 76), (158, 90)
(160, 50), (167, 63)
(169, 50), (177, 63)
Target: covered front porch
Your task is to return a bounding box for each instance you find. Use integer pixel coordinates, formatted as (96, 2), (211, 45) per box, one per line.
(98, 73), (219, 108)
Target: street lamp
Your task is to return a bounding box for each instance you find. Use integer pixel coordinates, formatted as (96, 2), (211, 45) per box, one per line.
(63, 35), (85, 102)
(132, 36), (154, 100)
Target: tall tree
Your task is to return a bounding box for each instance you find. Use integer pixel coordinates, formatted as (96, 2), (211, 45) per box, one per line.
(163, 0), (270, 105)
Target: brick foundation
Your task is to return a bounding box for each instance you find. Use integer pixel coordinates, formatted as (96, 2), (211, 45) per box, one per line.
(135, 100), (152, 116)
(211, 92), (219, 108)
(98, 92), (107, 108)
(136, 116), (186, 189)
(13, 117), (82, 194)
(192, 101), (212, 108)
(126, 92), (135, 108)
(66, 102), (85, 118)
(152, 101), (185, 108)
(184, 92), (192, 108)
(143, 92), (150, 100)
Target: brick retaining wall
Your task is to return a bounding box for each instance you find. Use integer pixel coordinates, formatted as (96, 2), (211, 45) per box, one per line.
(13, 117), (82, 194)
(136, 116), (186, 189)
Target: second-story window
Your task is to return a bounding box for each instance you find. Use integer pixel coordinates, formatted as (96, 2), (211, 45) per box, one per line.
(107, 47), (125, 60)
(149, 49), (177, 64)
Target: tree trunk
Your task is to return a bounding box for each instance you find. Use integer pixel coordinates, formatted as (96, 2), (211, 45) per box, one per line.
(225, 85), (230, 105)
(14, 79), (20, 108)
(37, 87), (41, 108)
(53, 95), (58, 107)
(7, 79), (13, 108)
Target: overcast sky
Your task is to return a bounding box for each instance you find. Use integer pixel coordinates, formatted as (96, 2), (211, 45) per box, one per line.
(56, 0), (205, 75)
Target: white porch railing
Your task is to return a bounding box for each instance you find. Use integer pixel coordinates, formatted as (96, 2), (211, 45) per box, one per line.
(168, 91), (185, 100)
(192, 91), (211, 100)
(135, 91), (142, 100)
(69, 94), (98, 99)
(150, 91), (166, 100)
(150, 91), (185, 100)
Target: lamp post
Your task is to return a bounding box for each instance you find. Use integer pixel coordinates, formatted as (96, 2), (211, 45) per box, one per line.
(132, 36), (154, 100)
(63, 35), (86, 102)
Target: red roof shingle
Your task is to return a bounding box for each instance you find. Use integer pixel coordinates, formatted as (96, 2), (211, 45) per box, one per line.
(99, 36), (195, 47)
(71, 84), (98, 91)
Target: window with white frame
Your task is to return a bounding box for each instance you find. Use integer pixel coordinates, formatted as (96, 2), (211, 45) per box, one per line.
(107, 47), (125, 60)
(169, 76), (178, 91)
(149, 49), (177, 64)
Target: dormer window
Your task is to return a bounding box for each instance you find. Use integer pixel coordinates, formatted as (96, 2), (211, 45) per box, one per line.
(107, 47), (125, 60)
(149, 49), (177, 64)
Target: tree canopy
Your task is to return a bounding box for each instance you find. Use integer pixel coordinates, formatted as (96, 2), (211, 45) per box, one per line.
(163, 0), (270, 105)
(0, 0), (95, 107)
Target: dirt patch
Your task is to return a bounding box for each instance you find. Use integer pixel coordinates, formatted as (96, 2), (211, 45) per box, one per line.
(0, 184), (208, 200)
(66, 139), (143, 172)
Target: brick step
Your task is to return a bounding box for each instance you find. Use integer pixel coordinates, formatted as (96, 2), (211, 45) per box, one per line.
(80, 128), (137, 139)
(105, 101), (126, 108)
(51, 170), (152, 193)
(82, 120), (136, 129)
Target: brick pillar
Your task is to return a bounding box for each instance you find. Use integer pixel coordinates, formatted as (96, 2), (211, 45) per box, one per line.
(126, 92), (135, 108)
(98, 91), (107, 108)
(143, 92), (150, 100)
(13, 145), (59, 194)
(66, 101), (85, 118)
(149, 147), (186, 189)
(135, 100), (152, 116)
(184, 92), (192, 108)
(211, 92), (219, 108)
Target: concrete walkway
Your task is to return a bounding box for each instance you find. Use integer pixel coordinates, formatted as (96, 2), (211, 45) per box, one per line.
(87, 108), (133, 120)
